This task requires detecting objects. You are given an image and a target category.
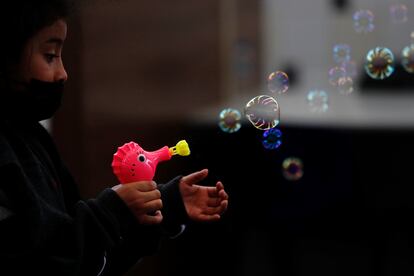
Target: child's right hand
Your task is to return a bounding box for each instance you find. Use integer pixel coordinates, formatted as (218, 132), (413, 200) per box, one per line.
(112, 181), (163, 225)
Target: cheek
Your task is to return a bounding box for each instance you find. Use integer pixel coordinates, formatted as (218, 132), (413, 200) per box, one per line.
(26, 55), (55, 82)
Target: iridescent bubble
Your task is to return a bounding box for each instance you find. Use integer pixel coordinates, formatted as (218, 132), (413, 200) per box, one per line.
(282, 157), (304, 181)
(341, 60), (358, 78)
(333, 44), (351, 64)
(218, 108), (242, 133)
(353, 9), (375, 33)
(337, 77), (354, 95)
(244, 95), (280, 130)
(390, 4), (408, 24)
(307, 90), (329, 113)
(262, 128), (282, 150)
(267, 71), (289, 94)
(401, 45), (414, 73)
(365, 47), (395, 79)
(328, 66), (347, 86)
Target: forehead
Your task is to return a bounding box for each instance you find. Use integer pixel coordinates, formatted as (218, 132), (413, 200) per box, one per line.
(33, 19), (67, 43)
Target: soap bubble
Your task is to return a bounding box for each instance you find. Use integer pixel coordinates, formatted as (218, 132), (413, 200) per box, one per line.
(341, 60), (358, 78)
(328, 66), (347, 86)
(333, 44), (351, 64)
(390, 3), (408, 24)
(353, 9), (375, 33)
(401, 45), (414, 73)
(262, 128), (282, 150)
(365, 47), (395, 79)
(244, 95), (280, 130)
(218, 108), (242, 133)
(282, 157), (304, 181)
(267, 71), (289, 94)
(307, 90), (329, 113)
(337, 77), (354, 95)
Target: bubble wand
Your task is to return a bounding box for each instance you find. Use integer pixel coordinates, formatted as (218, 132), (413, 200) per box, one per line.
(112, 140), (190, 183)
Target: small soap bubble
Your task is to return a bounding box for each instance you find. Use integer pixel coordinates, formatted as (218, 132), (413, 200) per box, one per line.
(218, 108), (242, 133)
(328, 66), (347, 86)
(365, 47), (395, 79)
(244, 95), (280, 130)
(262, 128), (282, 150)
(267, 71), (289, 94)
(307, 90), (329, 113)
(341, 60), (358, 78)
(401, 45), (414, 73)
(333, 44), (351, 64)
(337, 77), (354, 95)
(282, 157), (304, 181)
(390, 3), (408, 24)
(353, 9), (375, 33)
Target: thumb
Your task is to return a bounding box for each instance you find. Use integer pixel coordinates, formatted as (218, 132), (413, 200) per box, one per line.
(181, 169), (208, 185)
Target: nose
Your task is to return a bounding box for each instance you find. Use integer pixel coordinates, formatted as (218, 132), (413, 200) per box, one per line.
(55, 59), (68, 83)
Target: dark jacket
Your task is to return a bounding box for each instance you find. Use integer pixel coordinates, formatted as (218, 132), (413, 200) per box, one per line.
(0, 119), (188, 276)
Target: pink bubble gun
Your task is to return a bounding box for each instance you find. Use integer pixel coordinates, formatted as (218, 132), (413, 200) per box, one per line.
(111, 140), (190, 183)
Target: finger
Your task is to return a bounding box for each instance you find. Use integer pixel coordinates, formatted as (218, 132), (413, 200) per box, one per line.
(139, 199), (163, 213)
(141, 189), (161, 202)
(181, 169), (208, 185)
(138, 189), (161, 203)
(130, 181), (157, 192)
(207, 197), (221, 207)
(205, 194), (226, 207)
(201, 204), (227, 216)
(195, 213), (221, 222)
(216, 181), (224, 191)
(140, 211), (163, 225)
(220, 199), (228, 212)
(207, 186), (219, 197)
(211, 199), (228, 215)
(206, 181), (225, 197)
(218, 189), (228, 200)
(215, 182), (228, 200)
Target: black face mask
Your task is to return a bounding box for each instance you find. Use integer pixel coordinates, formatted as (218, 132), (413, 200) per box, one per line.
(0, 78), (64, 122)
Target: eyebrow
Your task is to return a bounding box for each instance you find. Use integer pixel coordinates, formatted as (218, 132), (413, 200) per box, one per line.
(44, 37), (64, 46)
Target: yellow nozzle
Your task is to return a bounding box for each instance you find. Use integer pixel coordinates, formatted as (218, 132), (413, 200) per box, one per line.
(169, 140), (191, 156)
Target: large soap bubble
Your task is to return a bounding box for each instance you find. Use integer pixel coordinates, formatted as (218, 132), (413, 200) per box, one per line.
(244, 95), (280, 130)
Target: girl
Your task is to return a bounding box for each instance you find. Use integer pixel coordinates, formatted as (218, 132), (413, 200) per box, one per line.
(0, 0), (228, 275)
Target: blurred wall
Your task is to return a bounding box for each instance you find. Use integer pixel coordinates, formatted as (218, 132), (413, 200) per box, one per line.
(261, 0), (414, 128)
(56, 0), (218, 197)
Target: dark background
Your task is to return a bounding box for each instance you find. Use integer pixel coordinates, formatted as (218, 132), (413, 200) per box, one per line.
(133, 123), (414, 276)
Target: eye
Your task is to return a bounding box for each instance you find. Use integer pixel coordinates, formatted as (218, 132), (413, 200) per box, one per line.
(137, 154), (146, 162)
(44, 53), (59, 63)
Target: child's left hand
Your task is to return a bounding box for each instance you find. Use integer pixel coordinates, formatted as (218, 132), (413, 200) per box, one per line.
(179, 169), (229, 222)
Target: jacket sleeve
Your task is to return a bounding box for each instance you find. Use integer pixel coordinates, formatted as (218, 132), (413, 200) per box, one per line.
(157, 176), (189, 238)
(0, 163), (161, 275)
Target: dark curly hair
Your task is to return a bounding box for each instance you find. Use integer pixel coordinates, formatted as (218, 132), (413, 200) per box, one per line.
(0, 0), (75, 74)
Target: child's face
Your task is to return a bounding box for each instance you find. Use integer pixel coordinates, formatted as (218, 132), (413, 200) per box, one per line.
(16, 19), (68, 84)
